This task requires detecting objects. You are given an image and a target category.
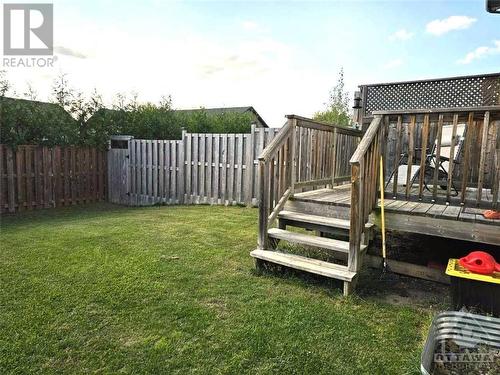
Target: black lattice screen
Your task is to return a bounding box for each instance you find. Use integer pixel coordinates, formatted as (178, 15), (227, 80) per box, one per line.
(363, 74), (500, 115)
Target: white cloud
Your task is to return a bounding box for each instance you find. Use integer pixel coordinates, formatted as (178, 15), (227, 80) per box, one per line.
(426, 15), (476, 36)
(457, 40), (500, 64)
(4, 16), (331, 127)
(383, 58), (403, 69)
(242, 20), (259, 31)
(389, 29), (414, 41)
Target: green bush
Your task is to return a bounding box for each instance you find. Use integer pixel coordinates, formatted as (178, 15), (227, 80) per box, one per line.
(0, 97), (79, 148)
(0, 100), (256, 148)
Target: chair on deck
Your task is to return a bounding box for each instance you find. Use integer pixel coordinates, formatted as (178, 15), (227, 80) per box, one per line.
(387, 123), (466, 195)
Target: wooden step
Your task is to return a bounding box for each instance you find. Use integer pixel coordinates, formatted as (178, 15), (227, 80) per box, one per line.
(278, 210), (374, 231)
(251, 249), (356, 282)
(267, 228), (367, 253)
(284, 200), (351, 220)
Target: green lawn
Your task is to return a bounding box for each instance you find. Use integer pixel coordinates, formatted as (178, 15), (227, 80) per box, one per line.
(1, 204), (434, 374)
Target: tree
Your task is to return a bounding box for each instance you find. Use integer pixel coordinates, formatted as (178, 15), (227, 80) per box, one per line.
(50, 73), (73, 110)
(23, 82), (38, 100)
(0, 70), (10, 97)
(313, 68), (352, 126)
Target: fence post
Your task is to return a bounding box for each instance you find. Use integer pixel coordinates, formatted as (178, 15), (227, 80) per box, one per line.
(245, 124), (256, 206)
(178, 130), (186, 204)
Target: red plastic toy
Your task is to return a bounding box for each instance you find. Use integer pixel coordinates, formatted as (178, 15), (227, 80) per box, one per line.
(459, 251), (500, 275)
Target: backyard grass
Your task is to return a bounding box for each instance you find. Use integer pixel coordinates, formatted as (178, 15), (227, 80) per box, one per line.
(1, 204), (434, 374)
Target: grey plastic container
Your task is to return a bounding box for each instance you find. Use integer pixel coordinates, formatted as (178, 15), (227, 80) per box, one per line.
(421, 311), (500, 375)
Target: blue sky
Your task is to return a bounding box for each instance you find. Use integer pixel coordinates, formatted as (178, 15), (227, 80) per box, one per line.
(3, 0), (500, 126)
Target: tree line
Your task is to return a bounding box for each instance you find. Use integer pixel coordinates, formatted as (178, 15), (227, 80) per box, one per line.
(0, 68), (352, 149)
(0, 72), (256, 148)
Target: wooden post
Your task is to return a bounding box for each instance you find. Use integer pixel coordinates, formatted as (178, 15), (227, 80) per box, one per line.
(258, 159), (269, 249)
(290, 119), (297, 195)
(349, 161), (362, 273)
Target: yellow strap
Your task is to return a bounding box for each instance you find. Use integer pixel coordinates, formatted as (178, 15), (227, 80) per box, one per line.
(379, 156), (386, 260)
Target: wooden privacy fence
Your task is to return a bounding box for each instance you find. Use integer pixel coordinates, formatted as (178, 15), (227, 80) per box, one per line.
(109, 126), (279, 206)
(108, 121), (361, 207)
(0, 145), (107, 213)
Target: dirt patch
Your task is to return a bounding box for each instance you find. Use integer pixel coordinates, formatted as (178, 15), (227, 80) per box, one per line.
(357, 267), (450, 309)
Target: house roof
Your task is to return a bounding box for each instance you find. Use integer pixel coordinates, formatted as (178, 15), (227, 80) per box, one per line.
(174, 106), (269, 127)
(1, 96), (77, 122)
(2, 96), (71, 112)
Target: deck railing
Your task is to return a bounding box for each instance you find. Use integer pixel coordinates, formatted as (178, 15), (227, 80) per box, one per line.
(349, 116), (385, 271)
(377, 107), (500, 207)
(258, 115), (362, 249)
(349, 106), (500, 262)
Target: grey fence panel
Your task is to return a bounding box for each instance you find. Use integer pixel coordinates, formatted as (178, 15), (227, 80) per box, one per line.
(113, 126), (277, 207)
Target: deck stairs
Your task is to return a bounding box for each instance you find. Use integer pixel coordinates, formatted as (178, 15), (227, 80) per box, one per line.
(251, 191), (373, 296)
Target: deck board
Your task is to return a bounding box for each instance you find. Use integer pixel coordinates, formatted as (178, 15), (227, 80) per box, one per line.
(292, 184), (500, 227)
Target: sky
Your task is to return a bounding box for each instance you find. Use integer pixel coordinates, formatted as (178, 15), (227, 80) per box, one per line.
(2, 0), (500, 127)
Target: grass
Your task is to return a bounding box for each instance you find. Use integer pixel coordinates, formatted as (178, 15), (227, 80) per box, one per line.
(1, 204), (435, 374)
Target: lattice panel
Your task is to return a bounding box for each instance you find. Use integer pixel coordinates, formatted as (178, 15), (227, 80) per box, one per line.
(364, 74), (500, 114)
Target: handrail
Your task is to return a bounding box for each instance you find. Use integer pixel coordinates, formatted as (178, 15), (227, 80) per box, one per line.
(350, 116), (382, 164)
(258, 121), (292, 162)
(286, 114), (363, 137)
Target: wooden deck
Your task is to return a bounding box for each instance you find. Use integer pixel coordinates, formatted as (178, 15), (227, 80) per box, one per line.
(291, 185), (500, 246)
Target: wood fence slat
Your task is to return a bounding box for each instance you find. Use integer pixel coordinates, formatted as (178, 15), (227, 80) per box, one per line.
(206, 134), (213, 203)
(16, 147), (25, 211)
(236, 134), (244, 203)
(158, 140), (164, 202)
(185, 133), (192, 204)
(152, 140), (158, 202)
(220, 135), (227, 204)
(213, 135), (220, 204)
(173, 140), (180, 204)
(6, 148), (15, 212)
(54, 147), (62, 206)
(227, 134), (235, 205)
(25, 147), (33, 210)
(91, 147), (97, 202)
(245, 125), (255, 205)
(42, 147), (50, 208)
(199, 134), (206, 203)
(165, 141), (170, 203)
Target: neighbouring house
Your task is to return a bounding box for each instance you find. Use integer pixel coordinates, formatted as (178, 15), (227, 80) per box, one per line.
(0, 97), (79, 146)
(174, 106), (269, 128)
